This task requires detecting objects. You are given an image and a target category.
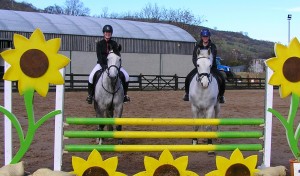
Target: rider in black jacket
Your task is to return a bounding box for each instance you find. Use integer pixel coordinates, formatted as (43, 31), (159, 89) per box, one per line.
(86, 25), (130, 104)
(183, 29), (225, 103)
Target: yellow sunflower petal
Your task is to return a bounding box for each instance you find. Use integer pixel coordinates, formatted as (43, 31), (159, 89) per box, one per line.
(30, 28), (46, 47)
(18, 78), (33, 95)
(3, 67), (19, 81)
(13, 34), (29, 50)
(34, 79), (49, 97)
(215, 156), (230, 170)
(279, 84), (292, 98)
(243, 155), (258, 170)
(268, 72), (283, 86)
(47, 55), (70, 71)
(115, 171), (127, 176)
(133, 171), (148, 176)
(185, 170), (199, 176)
(289, 38), (300, 55)
(47, 71), (65, 85)
(230, 148), (244, 162)
(205, 170), (221, 176)
(174, 156), (188, 171)
(72, 156), (87, 174)
(46, 38), (61, 53)
(275, 43), (288, 58)
(266, 57), (284, 72)
(0, 49), (19, 65)
(159, 149), (174, 163)
(144, 156), (160, 172)
(87, 149), (103, 165)
(103, 157), (118, 173)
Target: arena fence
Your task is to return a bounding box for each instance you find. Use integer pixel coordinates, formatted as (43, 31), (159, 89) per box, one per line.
(0, 73), (267, 91)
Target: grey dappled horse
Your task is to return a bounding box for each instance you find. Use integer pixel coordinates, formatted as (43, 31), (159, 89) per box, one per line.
(189, 48), (220, 148)
(94, 48), (124, 145)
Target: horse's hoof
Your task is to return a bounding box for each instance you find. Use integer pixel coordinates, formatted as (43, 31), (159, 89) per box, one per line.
(97, 138), (103, 145)
(192, 139), (198, 145)
(208, 151), (215, 156)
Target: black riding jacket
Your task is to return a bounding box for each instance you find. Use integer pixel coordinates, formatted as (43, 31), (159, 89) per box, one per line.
(192, 40), (218, 69)
(96, 38), (119, 68)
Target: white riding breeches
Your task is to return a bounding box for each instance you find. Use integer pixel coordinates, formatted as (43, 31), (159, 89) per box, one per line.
(88, 64), (129, 84)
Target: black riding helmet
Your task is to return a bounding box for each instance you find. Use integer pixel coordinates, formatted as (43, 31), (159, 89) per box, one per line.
(102, 25), (113, 34)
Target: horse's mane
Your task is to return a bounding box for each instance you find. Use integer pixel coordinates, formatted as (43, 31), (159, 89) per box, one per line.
(108, 44), (121, 57)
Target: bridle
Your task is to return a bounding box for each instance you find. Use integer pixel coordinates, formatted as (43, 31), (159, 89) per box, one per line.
(196, 57), (212, 85)
(101, 50), (122, 94)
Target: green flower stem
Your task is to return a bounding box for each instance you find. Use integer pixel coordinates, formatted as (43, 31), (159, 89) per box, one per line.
(0, 106), (25, 143)
(268, 93), (300, 160)
(9, 89), (61, 164)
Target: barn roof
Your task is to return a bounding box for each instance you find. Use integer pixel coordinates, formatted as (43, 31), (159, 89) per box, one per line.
(0, 9), (196, 42)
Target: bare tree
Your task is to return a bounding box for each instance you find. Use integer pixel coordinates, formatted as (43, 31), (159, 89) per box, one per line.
(44, 4), (64, 14)
(64, 0), (90, 16)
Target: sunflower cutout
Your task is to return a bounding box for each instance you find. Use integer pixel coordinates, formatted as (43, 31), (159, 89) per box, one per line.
(72, 149), (126, 176)
(266, 37), (300, 98)
(134, 149), (198, 176)
(265, 37), (300, 161)
(205, 148), (259, 176)
(1, 28), (70, 97)
(0, 28), (70, 163)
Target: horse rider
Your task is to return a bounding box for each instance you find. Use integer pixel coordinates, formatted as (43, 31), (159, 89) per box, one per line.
(183, 28), (226, 103)
(86, 24), (130, 104)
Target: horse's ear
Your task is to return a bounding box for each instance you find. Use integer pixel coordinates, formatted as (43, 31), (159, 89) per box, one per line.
(107, 44), (113, 51)
(196, 48), (201, 56)
(118, 44), (122, 52)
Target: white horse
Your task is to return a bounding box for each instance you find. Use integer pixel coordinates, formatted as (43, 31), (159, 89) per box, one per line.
(189, 48), (220, 146)
(94, 47), (124, 145)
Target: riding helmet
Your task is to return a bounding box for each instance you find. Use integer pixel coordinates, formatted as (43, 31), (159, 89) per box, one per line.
(200, 29), (211, 37)
(102, 25), (113, 34)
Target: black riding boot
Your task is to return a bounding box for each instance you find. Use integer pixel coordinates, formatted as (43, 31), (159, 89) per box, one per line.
(123, 82), (130, 103)
(119, 72), (130, 103)
(212, 68), (226, 103)
(86, 82), (94, 104)
(183, 68), (197, 101)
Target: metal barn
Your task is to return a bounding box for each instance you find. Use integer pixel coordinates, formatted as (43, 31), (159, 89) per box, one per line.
(0, 9), (196, 77)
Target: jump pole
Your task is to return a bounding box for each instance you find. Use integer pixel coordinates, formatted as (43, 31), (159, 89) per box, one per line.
(53, 68), (65, 171)
(65, 144), (263, 152)
(4, 61), (12, 165)
(64, 131), (264, 139)
(262, 66), (273, 167)
(66, 117), (265, 126)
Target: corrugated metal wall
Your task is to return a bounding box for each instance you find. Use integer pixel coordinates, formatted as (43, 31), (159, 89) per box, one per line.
(0, 31), (195, 54)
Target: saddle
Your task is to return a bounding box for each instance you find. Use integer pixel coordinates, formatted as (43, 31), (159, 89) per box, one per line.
(92, 69), (103, 91)
(92, 69), (126, 92)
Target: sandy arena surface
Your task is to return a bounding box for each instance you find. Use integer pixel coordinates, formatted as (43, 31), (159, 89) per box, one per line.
(0, 90), (298, 175)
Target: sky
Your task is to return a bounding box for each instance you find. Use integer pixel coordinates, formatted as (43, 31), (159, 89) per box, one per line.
(15, 0), (300, 45)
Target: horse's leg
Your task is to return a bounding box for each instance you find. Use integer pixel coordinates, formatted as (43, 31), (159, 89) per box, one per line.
(191, 105), (199, 145)
(206, 106), (216, 156)
(115, 104), (123, 144)
(95, 108), (105, 145)
(107, 109), (114, 131)
(215, 103), (222, 143)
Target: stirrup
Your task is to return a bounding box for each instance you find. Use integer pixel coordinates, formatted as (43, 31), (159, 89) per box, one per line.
(123, 95), (130, 103)
(86, 95), (93, 104)
(183, 94), (189, 101)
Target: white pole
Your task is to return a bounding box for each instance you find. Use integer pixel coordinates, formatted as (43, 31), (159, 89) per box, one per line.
(262, 66), (273, 167)
(4, 61), (12, 164)
(53, 68), (65, 171)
